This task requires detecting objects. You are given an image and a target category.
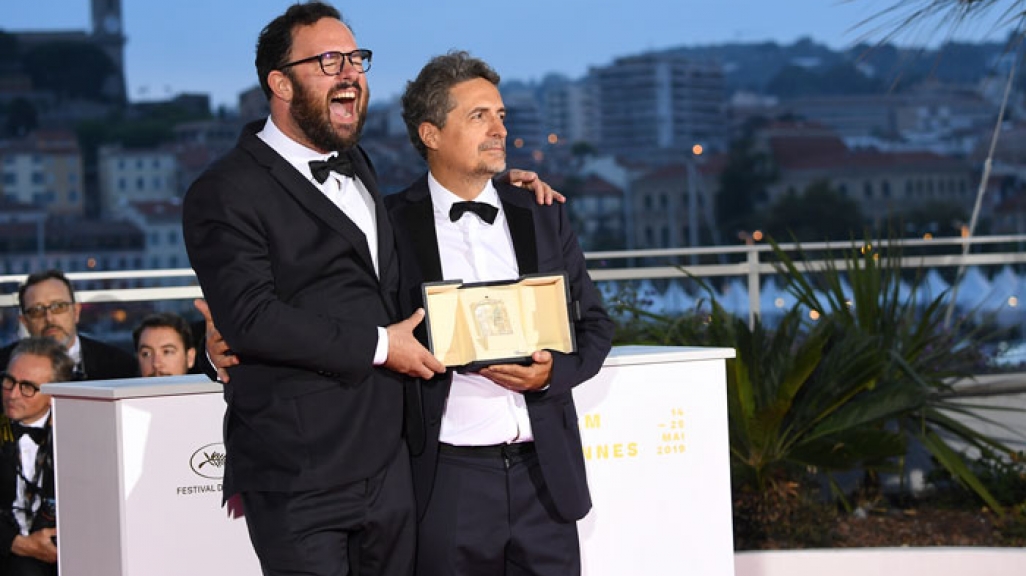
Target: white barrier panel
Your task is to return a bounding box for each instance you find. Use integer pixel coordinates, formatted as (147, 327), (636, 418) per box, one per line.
(575, 346), (736, 576)
(735, 548), (1026, 576)
(44, 345), (736, 575)
(45, 375), (261, 576)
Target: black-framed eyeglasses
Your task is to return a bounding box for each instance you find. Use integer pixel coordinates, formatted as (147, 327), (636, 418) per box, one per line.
(22, 301), (74, 320)
(279, 49), (373, 75)
(1, 372), (42, 397)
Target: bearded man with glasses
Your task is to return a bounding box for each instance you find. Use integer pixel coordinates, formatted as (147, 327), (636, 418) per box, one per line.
(1, 337), (74, 576)
(183, 3), (564, 575)
(0, 270), (137, 382)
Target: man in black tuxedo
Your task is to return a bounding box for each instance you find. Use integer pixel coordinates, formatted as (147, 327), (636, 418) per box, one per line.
(0, 270), (137, 382)
(386, 52), (614, 576)
(1, 337), (75, 576)
(182, 4), (448, 575)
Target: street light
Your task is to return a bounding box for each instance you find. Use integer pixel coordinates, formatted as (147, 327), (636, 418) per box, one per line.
(685, 144), (703, 265)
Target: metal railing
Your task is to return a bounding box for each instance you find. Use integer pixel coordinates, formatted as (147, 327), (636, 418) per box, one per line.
(4, 234), (1026, 320)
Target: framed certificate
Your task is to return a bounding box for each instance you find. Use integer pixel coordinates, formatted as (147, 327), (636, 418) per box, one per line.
(422, 273), (577, 369)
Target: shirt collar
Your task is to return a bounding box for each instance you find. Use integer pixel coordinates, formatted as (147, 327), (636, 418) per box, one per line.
(66, 334), (81, 366)
(257, 116), (340, 183)
(427, 172), (499, 221)
(21, 408), (51, 429)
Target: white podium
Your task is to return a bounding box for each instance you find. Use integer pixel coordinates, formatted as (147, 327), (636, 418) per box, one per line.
(575, 346), (736, 576)
(43, 375), (261, 576)
(43, 345), (735, 576)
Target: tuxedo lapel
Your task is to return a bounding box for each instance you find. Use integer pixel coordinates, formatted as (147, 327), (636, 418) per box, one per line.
(498, 186), (539, 275)
(238, 130), (378, 278)
(396, 176), (444, 283)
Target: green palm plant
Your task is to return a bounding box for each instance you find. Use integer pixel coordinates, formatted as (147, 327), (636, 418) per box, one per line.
(857, 0), (1026, 45)
(725, 306), (908, 494)
(771, 238), (1012, 513)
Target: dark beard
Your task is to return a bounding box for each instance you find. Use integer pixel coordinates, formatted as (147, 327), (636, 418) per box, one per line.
(289, 76), (367, 152)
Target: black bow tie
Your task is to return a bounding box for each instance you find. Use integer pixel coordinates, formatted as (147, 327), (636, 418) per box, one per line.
(12, 422), (47, 445)
(449, 201), (498, 224)
(309, 154), (355, 183)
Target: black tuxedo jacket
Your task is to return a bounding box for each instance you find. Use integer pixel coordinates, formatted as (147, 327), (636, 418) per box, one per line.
(0, 335), (137, 382)
(386, 176), (614, 522)
(182, 120), (405, 495)
(0, 415), (55, 568)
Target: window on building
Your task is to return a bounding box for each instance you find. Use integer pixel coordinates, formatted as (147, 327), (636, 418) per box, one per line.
(863, 181), (873, 199)
(168, 230), (178, 245)
(644, 227), (654, 246)
(838, 183), (848, 196)
(881, 181), (891, 198)
(659, 194), (668, 209)
(2, 173), (14, 186)
(905, 181), (913, 196)
(136, 159), (144, 169)
(643, 195), (652, 210)
(118, 159), (125, 169)
(661, 227), (670, 247)
(153, 176), (162, 190)
(169, 255), (179, 268)
(153, 158), (161, 168)
(119, 178), (126, 191)
(137, 177), (145, 190)
(31, 172), (45, 184)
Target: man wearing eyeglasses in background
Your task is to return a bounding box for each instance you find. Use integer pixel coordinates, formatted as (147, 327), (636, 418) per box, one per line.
(1, 337), (75, 576)
(0, 270), (137, 382)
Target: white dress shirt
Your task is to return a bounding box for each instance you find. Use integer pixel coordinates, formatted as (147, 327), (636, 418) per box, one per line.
(256, 117), (388, 364)
(428, 173), (534, 445)
(13, 409), (50, 535)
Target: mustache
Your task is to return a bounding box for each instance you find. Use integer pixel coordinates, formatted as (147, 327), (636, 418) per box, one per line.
(330, 80), (362, 95)
(478, 140), (505, 152)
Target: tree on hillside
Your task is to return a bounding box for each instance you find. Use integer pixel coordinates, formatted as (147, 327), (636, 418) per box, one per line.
(766, 62), (885, 98)
(893, 201), (971, 237)
(716, 129), (778, 240)
(762, 180), (866, 242)
(4, 98), (38, 137)
(0, 32), (20, 74)
(23, 41), (117, 102)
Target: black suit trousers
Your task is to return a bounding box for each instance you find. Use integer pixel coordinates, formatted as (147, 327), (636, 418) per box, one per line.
(0, 554), (58, 576)
(416, 447), (580, 576)
(240, 443), (415, 576)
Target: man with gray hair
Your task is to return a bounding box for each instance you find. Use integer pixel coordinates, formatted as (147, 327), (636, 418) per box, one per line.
(0, 337), (75, 576)
(387, 51), (613, 576)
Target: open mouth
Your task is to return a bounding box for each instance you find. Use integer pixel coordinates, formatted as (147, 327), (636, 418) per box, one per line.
(329, 87), (359, 122)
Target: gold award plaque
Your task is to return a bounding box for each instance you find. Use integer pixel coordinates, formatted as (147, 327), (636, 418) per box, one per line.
(423, 273), (576, 368)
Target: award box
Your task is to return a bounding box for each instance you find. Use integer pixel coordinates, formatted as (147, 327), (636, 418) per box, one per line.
(422, 272), (578, 369)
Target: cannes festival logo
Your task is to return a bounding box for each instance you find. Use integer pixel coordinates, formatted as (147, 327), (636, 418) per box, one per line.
(189, 443), (227, 479)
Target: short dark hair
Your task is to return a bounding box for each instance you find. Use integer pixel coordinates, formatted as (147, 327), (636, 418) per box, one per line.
(401, 51), (501, 160)
(255, 1), (346, 99)
(8, 336), (75, 383)
(18, 269), (75, 312)
(132, 312), (195, 352)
